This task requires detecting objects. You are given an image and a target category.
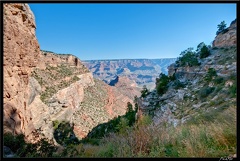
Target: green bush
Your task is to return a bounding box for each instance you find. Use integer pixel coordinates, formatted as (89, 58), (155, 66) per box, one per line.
(199, 86), (215, 99)
(3, 132), (57, 157)
(169, 73), (176, 81)
(213, 76), (224, 85)
(205, 68), (217, 82)
(125, 102), (136, 126)
(176, 48), (200, 67)
(200, 45), (210, 58)
(229, 83), (236, 97)
(57, 64), (73, 76)
(72, 75), (80, 82)
(40, 86), (57, 103)
(156, 73), (170, 95)
(19, 138), (57, 157)
(54, 121), (79, 146)
(164, 143), (179, 157)
(216, 21), (227, 35)
(141, 85), (149, 98)
(96, 143), (115, 157)
(3, 133), (25, 153)
(173, 80), (185, 90)
(116, 118), (129, 135)
(53, 120), (60, 130)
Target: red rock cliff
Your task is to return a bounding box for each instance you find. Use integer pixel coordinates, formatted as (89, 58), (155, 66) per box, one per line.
(3, 3), (41, 138)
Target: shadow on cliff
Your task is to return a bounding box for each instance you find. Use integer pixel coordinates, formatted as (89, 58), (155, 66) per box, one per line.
(52, 102), (138, 146)
(79, 102), (138, 145)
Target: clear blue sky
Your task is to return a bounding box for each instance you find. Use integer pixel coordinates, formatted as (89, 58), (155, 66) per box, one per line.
(29, 3), (236, 60)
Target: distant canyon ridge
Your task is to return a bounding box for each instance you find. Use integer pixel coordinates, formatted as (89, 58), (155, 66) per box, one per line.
(82, 58), (177, 90)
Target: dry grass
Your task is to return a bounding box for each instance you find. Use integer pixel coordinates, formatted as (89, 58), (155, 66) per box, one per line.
(82, 105), (236, 158)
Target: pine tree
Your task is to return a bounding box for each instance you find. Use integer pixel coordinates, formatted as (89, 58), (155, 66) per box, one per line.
(216, 21), (227, 35)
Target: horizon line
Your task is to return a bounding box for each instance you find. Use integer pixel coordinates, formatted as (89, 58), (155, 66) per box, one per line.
(82, 58), (177, 61)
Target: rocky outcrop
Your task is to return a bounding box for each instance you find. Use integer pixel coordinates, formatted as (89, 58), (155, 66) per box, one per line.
(27, 72), (95, 142)
(168, 19), (236, 81)
(3, 3), (40, 137)
(138, 19), (237, 127)
(38, 50), (89, 71)
(30, 50), (138, 140)
(168, 46), (237, 82)
(212, 19), (237, 48)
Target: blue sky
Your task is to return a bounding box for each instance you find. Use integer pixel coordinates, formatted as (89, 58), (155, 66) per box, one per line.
(29, 3), (236, 60)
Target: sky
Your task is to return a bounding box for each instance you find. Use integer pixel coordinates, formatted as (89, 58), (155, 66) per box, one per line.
(29, 3), (236, 60)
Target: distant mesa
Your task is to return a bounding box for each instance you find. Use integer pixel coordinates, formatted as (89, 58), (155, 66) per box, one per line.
(82, 58), (177, 90)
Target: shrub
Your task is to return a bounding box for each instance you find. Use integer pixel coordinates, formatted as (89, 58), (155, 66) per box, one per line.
(213, 76), (224, 85)
(156, 73), (170, 95)
(173, 80), (185, 89)
(169, 73), (176, 81)
(53, 120), (60, 130)
(137, 114), (152, 127)
(54, 121), (79, 146)
(72, 75), (80, 82)
(141, 85), (149, 98)
(196, 42), (205, 53)
(178, 52), (200, 67)
(116, 118), (129, 135)
(216, 21), (227, 35)
(3, 133), (25, 153)
(229, 83), (236, 97)
(125, 102), (136, 126)
(40, 86), (57, 103)
(199, 86), (215, 99)
(3, 132), (57, 157)
(200, 45), (210, 58)
(57, 64), (73, 76)
(96, 143), (115, 157)
(164, 143), (179, 157)
(176, 48), (200, 67)
(205, 68), (217, 82)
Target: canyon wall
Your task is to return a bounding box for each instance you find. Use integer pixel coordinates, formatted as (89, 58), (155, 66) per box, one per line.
(3, 3), (137, 143)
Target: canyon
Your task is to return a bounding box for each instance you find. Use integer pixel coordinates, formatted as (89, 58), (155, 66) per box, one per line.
(82, 58), (176, 90)
(3, 3), (236, 158)
(3, 3), (140, 143)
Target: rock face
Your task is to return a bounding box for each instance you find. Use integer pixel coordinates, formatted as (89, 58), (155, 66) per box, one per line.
(82, 58), (177, 90)
(168, 19), (237, 82)
(38, 51), (89, 70)
(29, 51), (138, 140)
(212, 19), (237, 48)
(3, 3), (137, 143)
(110, 76), (141, 100)
(137, 20), (236, 127)
(3, 3), (41, 139)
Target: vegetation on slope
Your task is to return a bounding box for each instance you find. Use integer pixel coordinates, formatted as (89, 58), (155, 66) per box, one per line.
(5, 102), (235, 158)
(31, 64), (86, 103)
(3, 21), (236, 158)
(5, 44), (236, 158)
